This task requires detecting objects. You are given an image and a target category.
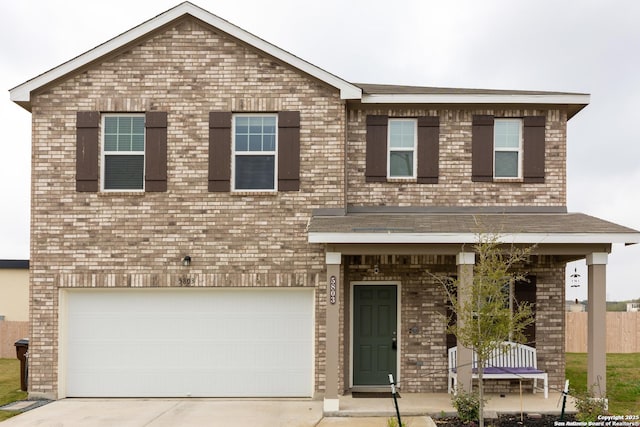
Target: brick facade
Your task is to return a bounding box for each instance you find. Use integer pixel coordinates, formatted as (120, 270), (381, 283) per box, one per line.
(24, 12), (576, 399)
(29, 18), (342, 397)
(347, 107), (567, 207)
(343, 256), (566, 394)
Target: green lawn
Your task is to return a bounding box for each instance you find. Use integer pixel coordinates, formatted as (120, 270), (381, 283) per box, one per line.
(566, 353), (640, 415)
(0, 359), (28, 421)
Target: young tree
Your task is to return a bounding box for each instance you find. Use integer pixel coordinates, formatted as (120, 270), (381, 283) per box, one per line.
(442, 233), (535, 427)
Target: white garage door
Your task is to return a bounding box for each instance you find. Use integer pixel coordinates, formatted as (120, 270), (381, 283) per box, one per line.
(63, 288), (314, 397)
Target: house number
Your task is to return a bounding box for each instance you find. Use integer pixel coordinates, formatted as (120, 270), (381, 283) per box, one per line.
(178, 276), (196, 286)
(329, 276), (337, 304)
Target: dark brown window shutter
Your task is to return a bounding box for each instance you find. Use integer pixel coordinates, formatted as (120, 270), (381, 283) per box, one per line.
(278, 111), (300, 191)
(515, 276), (536, 346)
(523, 116), (546, 183)
(145, 111), (168, 192)
(76, 111), (100, 192)
(365, 115), (388, 182)
(417, 116), (439, 184)
(472, 115), (494, 182)
(208, 112), (232, 192)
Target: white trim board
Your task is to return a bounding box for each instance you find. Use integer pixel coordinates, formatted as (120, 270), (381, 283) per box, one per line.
(361, 93), (590, 105)
(308, 232), (640, 245)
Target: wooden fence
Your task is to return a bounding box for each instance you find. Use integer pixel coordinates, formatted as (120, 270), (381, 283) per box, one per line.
(0, 321), (29, 358)
(3, 314), (637, 357)
(566, 312), (640, 353)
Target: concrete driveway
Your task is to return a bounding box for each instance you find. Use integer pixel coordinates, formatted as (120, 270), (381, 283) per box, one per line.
(0, 399), (436, 427)
(1, 399), (323, 427)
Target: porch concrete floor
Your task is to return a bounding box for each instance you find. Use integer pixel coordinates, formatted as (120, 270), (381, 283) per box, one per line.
(331, 392), (576, 417)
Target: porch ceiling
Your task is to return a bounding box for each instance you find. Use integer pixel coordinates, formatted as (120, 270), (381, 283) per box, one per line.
(308, 211), (640, 248)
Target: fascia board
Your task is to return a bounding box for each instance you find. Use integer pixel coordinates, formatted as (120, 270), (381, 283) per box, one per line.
(360, 93), (591, 105)
(308, 232), (640, 245)
(10, 2), (361, 106)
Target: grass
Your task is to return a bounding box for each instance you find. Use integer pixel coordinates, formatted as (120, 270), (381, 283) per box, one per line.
(566, 353), (640, 415)
(0, 359), (28, 421)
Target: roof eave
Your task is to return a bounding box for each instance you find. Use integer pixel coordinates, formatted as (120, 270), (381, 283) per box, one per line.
(308, 232), (640, 245)
(360, 93), (590, 118)
(9, 1), (361, 111)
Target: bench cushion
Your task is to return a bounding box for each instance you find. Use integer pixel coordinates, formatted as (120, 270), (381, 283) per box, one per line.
(476, 367), (544, 375)
(450, 367), (544, 374)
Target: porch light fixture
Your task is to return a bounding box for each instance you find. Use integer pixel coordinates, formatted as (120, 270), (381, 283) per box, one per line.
(569, 268), (581, 288)
(182, 255), (191, 267)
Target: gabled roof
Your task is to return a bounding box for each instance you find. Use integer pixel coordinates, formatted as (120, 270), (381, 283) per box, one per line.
(9, 2), (590, 118)
(9, 1), (362, 110)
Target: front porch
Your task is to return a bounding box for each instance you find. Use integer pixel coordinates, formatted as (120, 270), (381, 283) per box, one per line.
(309, 208), (640, 413)
(329, 391), (576, 417)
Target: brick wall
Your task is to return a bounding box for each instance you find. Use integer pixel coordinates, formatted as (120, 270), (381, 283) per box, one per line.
(346, 107), (567, 207)
(29, 18), (344, 397)
(27, 16), (571, 399)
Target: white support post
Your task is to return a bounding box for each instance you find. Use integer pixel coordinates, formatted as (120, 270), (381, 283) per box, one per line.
(586, 252), (608, 398)
(324, 251), (341, 413)
(455, 252), (475, 393)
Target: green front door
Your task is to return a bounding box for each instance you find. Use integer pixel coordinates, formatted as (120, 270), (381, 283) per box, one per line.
(353, 285), (398, 386)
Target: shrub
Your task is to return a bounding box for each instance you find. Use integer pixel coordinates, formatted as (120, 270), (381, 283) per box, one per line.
(573, 386), (608, 422)
(452, 388), (481, 423)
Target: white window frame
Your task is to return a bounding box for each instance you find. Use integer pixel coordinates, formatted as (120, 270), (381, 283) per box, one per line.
(232, 113), (278, 192)
(387, 118), (417, 179)
(101, 113), (145, 192)
(493, 118), (523, 179)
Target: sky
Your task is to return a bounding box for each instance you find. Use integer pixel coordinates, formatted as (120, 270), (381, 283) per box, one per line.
(1, 0), (639, 301)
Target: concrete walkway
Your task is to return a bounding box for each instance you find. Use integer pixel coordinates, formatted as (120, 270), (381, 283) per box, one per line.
(334, 391), (573, 417)
(0, 393), (573, 426)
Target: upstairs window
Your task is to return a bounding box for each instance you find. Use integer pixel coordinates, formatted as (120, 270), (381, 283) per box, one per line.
(209, 111), (299, 193)
(102, 115), (145, 191)
(388, 119), (417, 178)
(493, 119), (522, 179)
(76, 111), (166, 193)
(365, 115), (439, 183)
(472, 115), (545, 183)
(233, 114), (277, 191)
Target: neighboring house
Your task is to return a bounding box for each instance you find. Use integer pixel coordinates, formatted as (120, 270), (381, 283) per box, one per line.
(0, 260), (29, 358)
(9, 2), (640, 411)
(628, 303), (640, 312)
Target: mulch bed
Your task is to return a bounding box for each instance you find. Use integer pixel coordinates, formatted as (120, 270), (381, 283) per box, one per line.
(434, 414), (577, 426)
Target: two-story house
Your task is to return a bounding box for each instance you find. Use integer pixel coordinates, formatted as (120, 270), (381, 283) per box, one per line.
(10, 2), (639, 412)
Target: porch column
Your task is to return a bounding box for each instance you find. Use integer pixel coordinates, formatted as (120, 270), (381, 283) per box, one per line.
(456, 252), (475, 392)
(324, 251), (341, 413)
(586, 252), (608, 397)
